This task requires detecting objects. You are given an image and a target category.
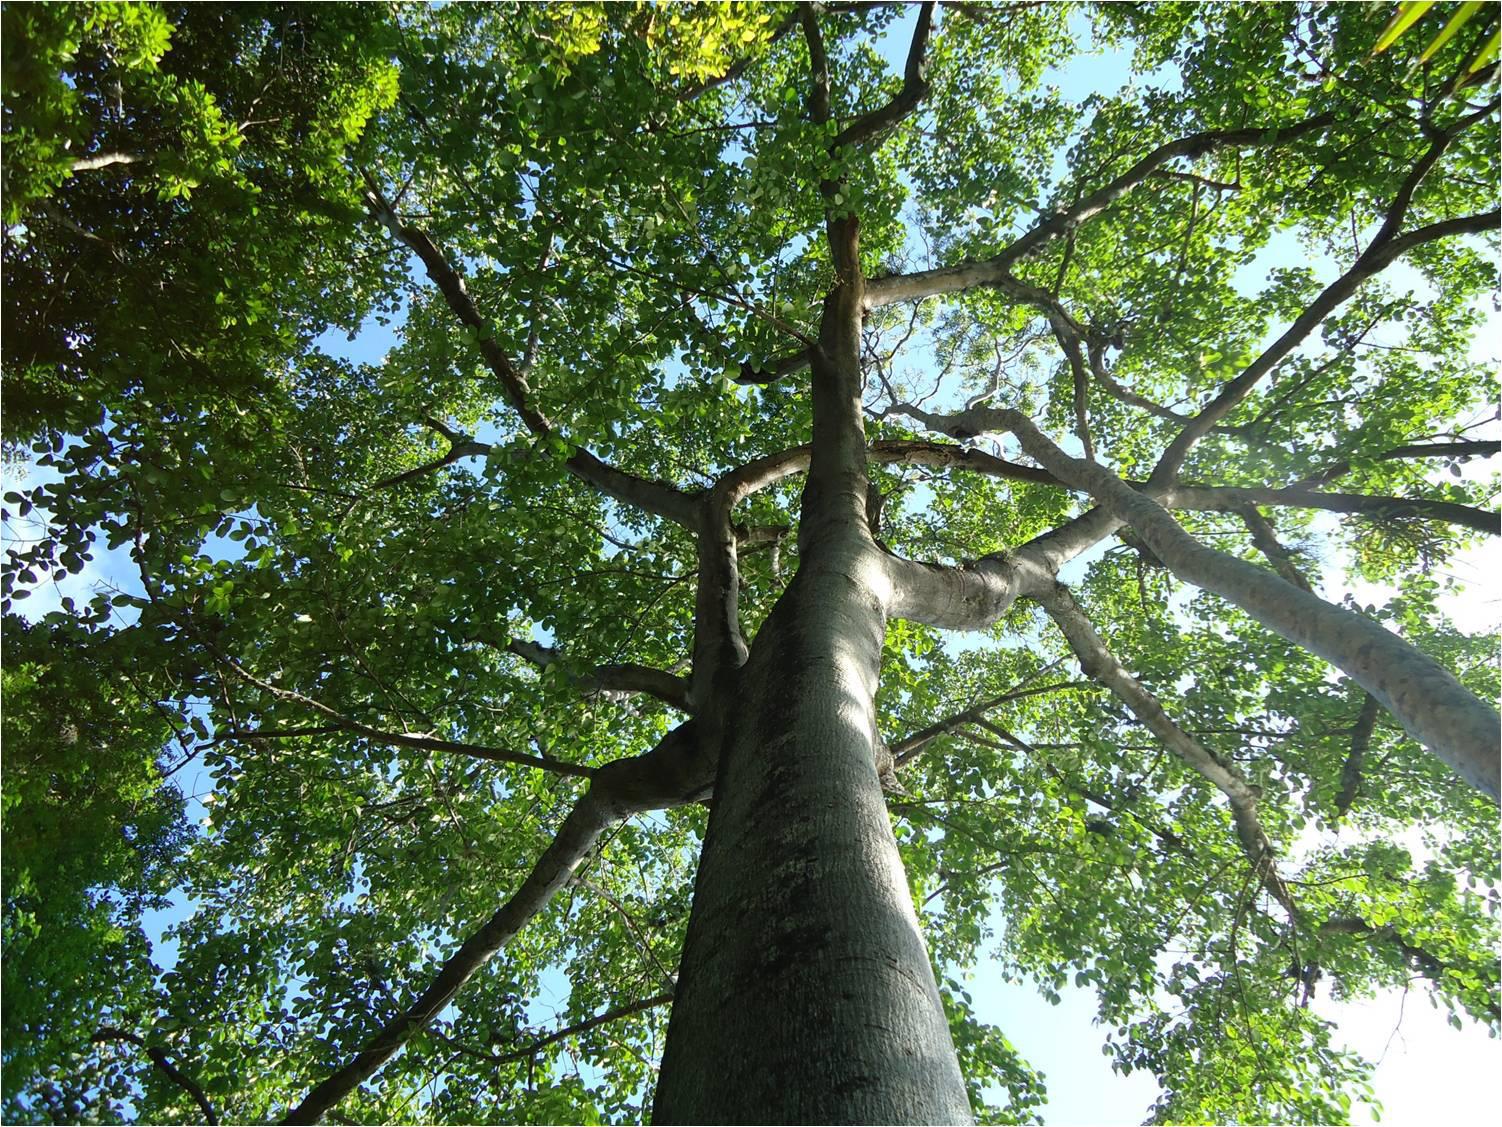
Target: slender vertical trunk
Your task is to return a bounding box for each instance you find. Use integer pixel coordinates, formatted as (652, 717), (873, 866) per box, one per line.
(653, 216), (970, 1124)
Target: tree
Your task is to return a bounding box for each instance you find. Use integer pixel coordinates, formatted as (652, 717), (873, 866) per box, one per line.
(2, 2), (1498, 1124)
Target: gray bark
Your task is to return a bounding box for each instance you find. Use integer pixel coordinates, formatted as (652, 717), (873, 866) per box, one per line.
(652, 565), (970, 1125)
(970, 408), (1500, 799)
(654, 206), (970, 1124)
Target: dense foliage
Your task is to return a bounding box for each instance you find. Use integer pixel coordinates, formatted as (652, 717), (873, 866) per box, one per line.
(2, 2), (1498, 1124)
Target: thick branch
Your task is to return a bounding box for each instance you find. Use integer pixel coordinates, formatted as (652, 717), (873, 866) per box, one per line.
(1335, 693), (1380, 818)
(360, 174), (698, 528)
(869, 438), (1057, 485)
(881, 501), (1125, 629)
(830, 1), (935, 150)
(923, 405), (1500, 797)
(93, 1029), (218, 1124)
(71, 151), (147, 172)
(881, 551), (1029, 630)
(864, 113), (1334, 308)
(870, 438), (1495, 534)
(800, 3), (832, 125)
(716, 444), (812, 505)
(283, 791), (618, 1124)
(1034, 583), (1296, 914)
(688, 495), (751, 706)
(283, 722), (711, 1124)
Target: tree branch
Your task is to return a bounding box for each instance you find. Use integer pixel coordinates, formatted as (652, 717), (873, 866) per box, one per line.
(359, 173), (699, 528)
(473, 991), (676, 1065)
(283, 721), (712, 1124)
(71, 151), (147, 172)
(1176, 484), (1498, 535)
(689, 496), (751, 708)
(1088, 346), (1193, 423)
(1335, 693), (1380, 818)
(1033, 582), (1296, 915)
(864, 112), (1335, 308)
(282, 791), (620, 1124)
(868, 438), (1057, 486)
(484, 632), (692, 712)
(868, 437), (1496, 534)
(1151, 201), (1502, 483)
(93, 1029), (218, 1124)
(362, 417), (492, 493)
(829, 1), (936, 150)
(1295, 439), (1500, 489)
(907, 403), (1500, 797)
(1237, 506), (1315, 591)
(800, 3), (832, 126)
(889, 679), (1094, 768)
(735, 348), (813, 386)
(880, 500), (1126, 630)
(1056, 316), (1096, 461)
(1318, 917), (1501, 1024)
(210, 650), (595, 779)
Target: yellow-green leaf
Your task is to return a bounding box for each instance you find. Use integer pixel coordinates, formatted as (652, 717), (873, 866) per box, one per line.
(1464, 26), (1500, 73)
(1372, 0), (1437, 54)
(1417, 1), (1485, 62)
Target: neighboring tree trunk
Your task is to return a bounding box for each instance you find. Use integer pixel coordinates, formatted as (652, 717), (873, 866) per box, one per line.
(652, 559), (971, 1125)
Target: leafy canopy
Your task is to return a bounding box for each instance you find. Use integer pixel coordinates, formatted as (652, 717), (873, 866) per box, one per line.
(2, 2), (1498, 1125)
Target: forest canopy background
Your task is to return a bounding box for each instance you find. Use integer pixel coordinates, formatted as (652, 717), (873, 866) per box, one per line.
(1, 2), (1499, 1125)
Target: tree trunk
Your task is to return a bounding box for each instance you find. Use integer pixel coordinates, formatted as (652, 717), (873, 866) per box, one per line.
(652, 551), (971, 1125)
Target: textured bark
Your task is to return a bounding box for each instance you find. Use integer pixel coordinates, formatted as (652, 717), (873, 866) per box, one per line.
(653, 565), (970, 1125)
(994, 410), (1501, 799)
(655, 181), (968, 1122)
